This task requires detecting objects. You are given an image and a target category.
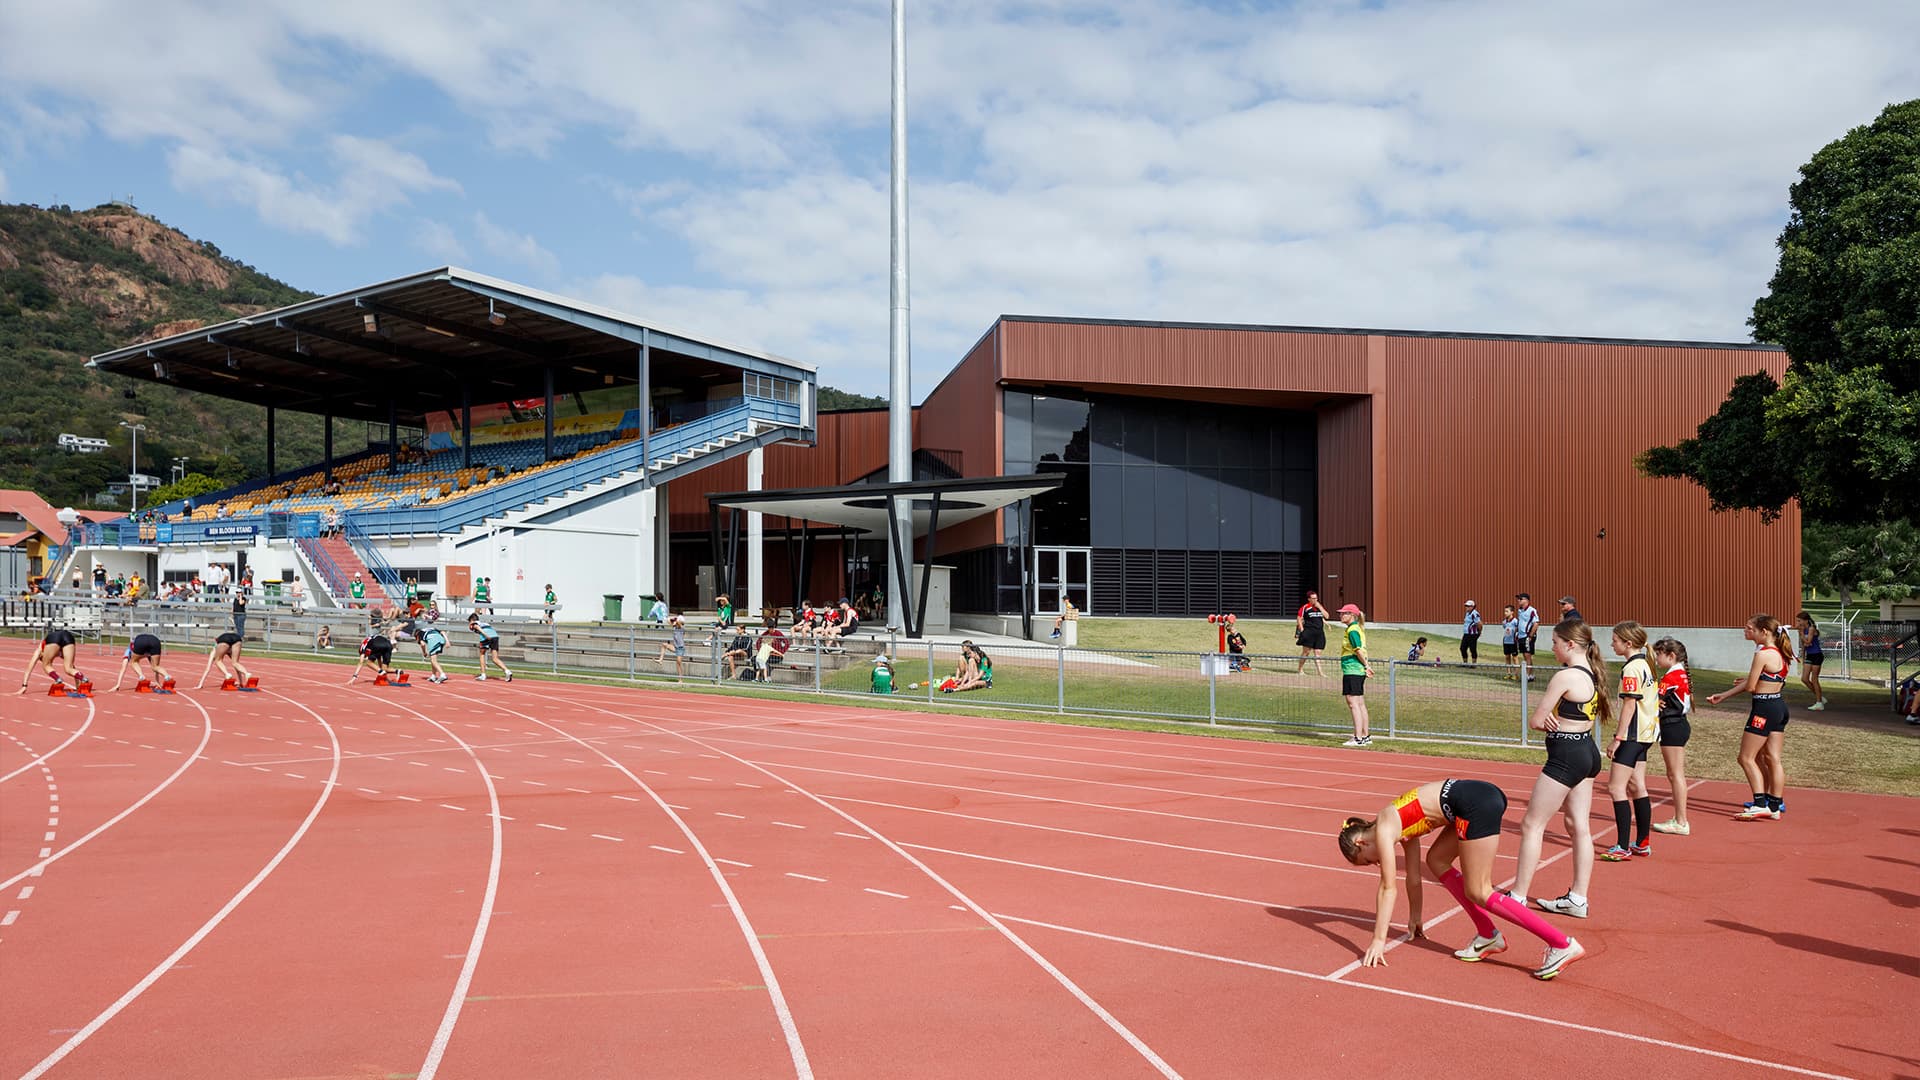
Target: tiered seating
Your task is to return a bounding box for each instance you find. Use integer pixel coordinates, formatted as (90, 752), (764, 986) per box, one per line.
(188, 430), (639, 520)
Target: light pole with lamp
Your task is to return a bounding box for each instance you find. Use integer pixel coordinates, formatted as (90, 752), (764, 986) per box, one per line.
(120, 421), (146, 514)
(171, 456), (190, 485)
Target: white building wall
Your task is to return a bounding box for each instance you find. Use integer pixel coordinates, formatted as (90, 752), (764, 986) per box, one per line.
(438, 486), (661, 621)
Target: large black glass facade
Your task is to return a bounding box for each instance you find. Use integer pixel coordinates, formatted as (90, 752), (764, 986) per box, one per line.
(972, 390), (1316, 617)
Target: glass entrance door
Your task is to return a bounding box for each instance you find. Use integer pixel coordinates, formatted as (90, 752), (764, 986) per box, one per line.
(1033, 546), (1092, 615)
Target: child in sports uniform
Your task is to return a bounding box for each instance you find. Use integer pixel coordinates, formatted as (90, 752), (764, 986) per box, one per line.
(1508, 618), (1605, 920)
(1338, 777), (1585, 979)
(1598, 622), (1660, 861)
(17, 627), (83, 693)
(1650, 637), (1694, 836)
(1500, 605), (1520, 679)
(194, 631), (255, 689)
(1337, 604), (1373, 746)
(110, 634), (171, 691)
(406, 619), (451, 683)
(1709, 614), (1794, 820)
(348, 622), (399, 683)
(1795, 611), (1826, 711)
(466, 613), (514, 681)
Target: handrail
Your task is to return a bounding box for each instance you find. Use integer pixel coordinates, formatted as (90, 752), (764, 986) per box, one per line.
(293, 537), (348, 603)
(340, 515), (403, 593)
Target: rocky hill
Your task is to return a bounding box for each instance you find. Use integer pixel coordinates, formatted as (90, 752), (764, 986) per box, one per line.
(0, 203), (330, 508)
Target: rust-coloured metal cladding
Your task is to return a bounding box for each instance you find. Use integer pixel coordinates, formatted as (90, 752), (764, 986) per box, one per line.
(998, 317), (1366, 396)
(1375, 335), (1798, 626)
(918, 325), (1003, 553)
(668, 410), (908, 531)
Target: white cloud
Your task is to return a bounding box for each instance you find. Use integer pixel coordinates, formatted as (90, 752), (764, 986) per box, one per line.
(409, 219), (467, 264)
(167, 136), (458, 245)
(472, 212), (559, 277)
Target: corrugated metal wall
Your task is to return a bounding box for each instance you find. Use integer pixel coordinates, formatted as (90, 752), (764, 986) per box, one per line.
(918, 328), (1003, 553)
(1377, 336), (1799, 626)
(1316, 398), (1372, 552)
(1000, 318), (1366, 395)
(666, 410), (906, 532)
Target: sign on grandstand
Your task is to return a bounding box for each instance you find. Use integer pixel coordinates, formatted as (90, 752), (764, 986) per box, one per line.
(205, 524), (259, 539)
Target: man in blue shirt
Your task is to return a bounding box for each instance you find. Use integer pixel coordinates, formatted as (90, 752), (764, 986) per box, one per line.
(1460, 600), (1483, 666)
(1514, 593), (1541, 676)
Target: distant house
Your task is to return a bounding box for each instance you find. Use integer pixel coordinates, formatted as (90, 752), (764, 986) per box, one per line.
(0, 489), (73, 578)
(57, 433), (110, 454)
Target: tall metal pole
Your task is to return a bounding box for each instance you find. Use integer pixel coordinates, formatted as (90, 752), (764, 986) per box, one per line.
(886, 0), (912, 635)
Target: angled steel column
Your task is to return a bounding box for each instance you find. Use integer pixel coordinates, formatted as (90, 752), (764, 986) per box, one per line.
(885, 0), (913, 633)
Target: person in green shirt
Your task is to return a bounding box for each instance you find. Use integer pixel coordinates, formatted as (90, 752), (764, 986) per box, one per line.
(714, 594), (734, 629)
(405, 576), (419, 603)
(1338, 604), (1375, 747)
(349, 573), (367, 610)
(543, 584), (557, 624)
(474, 577), (491, 614)
(870, 654), (895, 694)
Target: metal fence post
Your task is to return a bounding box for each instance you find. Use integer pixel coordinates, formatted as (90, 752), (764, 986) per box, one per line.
(1057, 647), (1066, 713)
(712, 633), (722, 685)
(1207, 659), (1217, 725)
(1519, 671), (1530, 746)
(551, 624), (558, 674)
(1387, 660), (1397, 739)
(627, 624), (635, 680)
(814, 637), (822, 693)
(927, 641), (935, 703)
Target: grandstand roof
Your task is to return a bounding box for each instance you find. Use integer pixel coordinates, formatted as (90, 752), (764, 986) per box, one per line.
(88, 268), (815, 427)
(707, 474), (1066, 538)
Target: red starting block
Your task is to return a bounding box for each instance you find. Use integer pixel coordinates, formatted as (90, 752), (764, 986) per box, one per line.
(221, 678), (238, 692)
(160, 679), (177, 694)
(47, 679), (68, 697)
(245, 676), (259, 689)
(395, 671), (411, 685)
(373, 673), (390, 686)
(135, 680), (154, 694)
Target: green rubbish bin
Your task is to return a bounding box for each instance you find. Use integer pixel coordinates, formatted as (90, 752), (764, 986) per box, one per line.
(602, 594), (624, 622)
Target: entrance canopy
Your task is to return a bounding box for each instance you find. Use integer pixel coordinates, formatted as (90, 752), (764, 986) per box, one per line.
(707, 474), (1065, 637)
(706, 474), (1065, 538)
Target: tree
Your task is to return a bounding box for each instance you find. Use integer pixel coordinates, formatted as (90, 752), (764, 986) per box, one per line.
(1645, 99), (1919, 525)
(1803, 518), (1920, 605)
(147, 473), (223, 506)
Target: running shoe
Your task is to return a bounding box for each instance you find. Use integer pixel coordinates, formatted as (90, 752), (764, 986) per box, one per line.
(1651, 819), (1690, 835)
(503, 673), (514, 682)
(1535, 893), (1589, 919)
(1356, 736), (1373, 747)
(1735, 804), (1778, 821)
(1807, 700), (1826, 711)
(1341, 737), (1365, 747)
(475, 673), (488, 681)
(1533, 937), (1587, 980)
(1454, 933), (1507, 962)
(1597, 845), (1634, 862)
(1631, 841), (1652, 858)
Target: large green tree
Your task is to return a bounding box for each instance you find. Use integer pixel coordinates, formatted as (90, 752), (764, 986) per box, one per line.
(1644, 99), (1919, 525)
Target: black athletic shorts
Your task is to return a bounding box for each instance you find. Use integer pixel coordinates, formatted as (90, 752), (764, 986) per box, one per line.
(1612, 739), (1653, 768)
(1520, 634), (1538, 656)
(129, 634), (164, 658)
(43, 629), (76, 649)
(477, 637), (499, 652)
(1299, 626), (1326, 650)
(1502, 642), (1518, 657)
(1341, 673), (1366, 697)
(1659, 718), (1690, 748)
(1746, 695), (1789, 735)
(1542, 731), (1602, 788)
(1438, 778), (1507, 841)
(216, 632), (242, 647)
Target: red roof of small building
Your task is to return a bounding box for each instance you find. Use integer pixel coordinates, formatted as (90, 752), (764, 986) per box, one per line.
(0, 490), (70, 545)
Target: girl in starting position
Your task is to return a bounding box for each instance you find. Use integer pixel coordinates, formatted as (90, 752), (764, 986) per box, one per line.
(194, 631), (255, 689)
(1339, 778), (1586, 979)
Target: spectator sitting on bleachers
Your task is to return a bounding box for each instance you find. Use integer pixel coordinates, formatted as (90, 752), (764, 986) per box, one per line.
(753, 621), (790, 682)
(721, 630), (755, 680)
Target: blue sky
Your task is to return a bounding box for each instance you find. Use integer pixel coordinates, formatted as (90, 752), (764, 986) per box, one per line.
(2, 0), (1915, 399)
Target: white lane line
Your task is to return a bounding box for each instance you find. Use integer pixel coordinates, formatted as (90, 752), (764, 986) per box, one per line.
(649, 845), (684, 855)
(284, 773), (305, 779)
(566, 787), (592, 793)
(18, 690), (342, 1080)
(735, 782), (761, 789)
(590, 834), (624, 842)
(4, 699), (94, 780)
(864, 888), (909, 899)
(522, 780), (547, 787)
(716, 812), (747, 820)
(16, 886), (33, 900)
(395, 795), (422, 802)
(612, 794), (641, 802)
(687, 775), (713, 782)
(440, 804), (467, 812)
(833, 831), (870, 840)
(715, 858), (752, 868)
(993, 914), (1851, 1080)
(770, 821), (805, 830)
(785, 873), (828, 883)
(358, 787), (382, 795)
(536, 823), (566, 831)
(2, 699), (215, 892)
(0, 910), (17, 925)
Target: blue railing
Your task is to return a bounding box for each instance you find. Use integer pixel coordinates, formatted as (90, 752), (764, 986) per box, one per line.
(294, 536), (348, 602)
(340, 514), (403, 593)
(69, 514), (322, 548)
(348, 396), (800, 535)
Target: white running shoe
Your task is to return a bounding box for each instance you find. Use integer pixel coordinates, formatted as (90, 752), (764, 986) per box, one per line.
(1341, 737), (1364, 747)
(1536, 893), (1589, 919)
(1533, 937), (1586, 980)
(475, 673), (488, 681)
(1807, 701), (1826, 711)
(1454, 933), (1507, 962)
(1735, 804), (1778, 821)
(1651, 819), (1690, 835)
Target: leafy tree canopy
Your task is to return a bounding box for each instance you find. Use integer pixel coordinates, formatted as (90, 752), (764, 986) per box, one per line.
(1646, 99), (1919, 525)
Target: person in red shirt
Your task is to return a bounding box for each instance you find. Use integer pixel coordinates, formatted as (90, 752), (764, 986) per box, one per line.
(1650, 637), (1695, 835)
(1294, 591), (1330, 676)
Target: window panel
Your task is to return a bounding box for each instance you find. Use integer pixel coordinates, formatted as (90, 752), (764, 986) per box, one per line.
(1186, 467), (1220, 549)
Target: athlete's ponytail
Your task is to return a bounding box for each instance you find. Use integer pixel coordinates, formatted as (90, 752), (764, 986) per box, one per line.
(1337, 816), (1374, 864)
(1554, 618), (1613, 729)
(1750, 613), (1795, 664)
(1651, 636), (1688, 667)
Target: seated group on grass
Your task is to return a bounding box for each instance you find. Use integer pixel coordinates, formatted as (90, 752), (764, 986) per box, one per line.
(939, 641), (993, 694)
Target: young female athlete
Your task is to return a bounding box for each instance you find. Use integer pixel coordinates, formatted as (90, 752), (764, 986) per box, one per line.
(405, 618), (451, 683)
(347, 620), (400, 684)
(1709, 614), (1793, 820)
(1795, 611), (1826, 711)
(1650, 637), (1694, 835)
(17, 626), (83, 693)
(194, 631), (254, 689)
(1507, 618), (1605, 920)
(110, 634), (171, 691)
(1338, 778), (1586, 979)
(467, 613), (514, 681)
(1598, 622), (1660, 861)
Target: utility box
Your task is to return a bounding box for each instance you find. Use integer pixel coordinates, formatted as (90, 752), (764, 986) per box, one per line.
(602, 594), (624, 622)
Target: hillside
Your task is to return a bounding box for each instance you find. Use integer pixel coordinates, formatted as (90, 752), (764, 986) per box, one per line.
(0, 203), (889, 511)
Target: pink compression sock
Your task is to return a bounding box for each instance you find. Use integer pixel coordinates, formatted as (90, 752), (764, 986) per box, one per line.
(1438, 869), (1498, 938)
(1482, 890), (1570, 949)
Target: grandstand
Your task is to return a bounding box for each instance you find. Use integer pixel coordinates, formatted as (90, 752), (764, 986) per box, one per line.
(64, 268), (817, 614)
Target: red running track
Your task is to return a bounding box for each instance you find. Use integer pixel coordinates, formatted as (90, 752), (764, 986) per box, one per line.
(1, 642), (1914, 1079)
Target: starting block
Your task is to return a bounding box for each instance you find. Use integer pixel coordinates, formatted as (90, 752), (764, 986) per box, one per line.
(74, 678), (93, 698)
(373, 673), (390, 686)
(135, 680), (154, 694)
(160, 679), (177, 694)
(394, 671), (411, 686)
(47, 679), (68, 697)
(221, 678), (238, 692)
(245, 676), (259, 689)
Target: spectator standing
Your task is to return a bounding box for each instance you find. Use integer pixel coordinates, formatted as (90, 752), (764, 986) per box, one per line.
(1337, 604), (1374, 746)
(1795, 611), (1827, 711)
(1515, 593), (1541, 677)
(1460, 600), (1483, 665)
(474, 576), (492, 613)
(1294, 591), (1330, 676)
(232, 587), (249, 639)
(405, 576), (419, 604)
(543, 584), (557, 624)
(93, 565), (106, 594)
(289, 578), (305, 614)
(350, 573), (367, 609)
(70, 569), (82, 593)
(1500, 604), (1522, 679)
(646, 594), (668, 624)
(1559, 596), (1583, 623)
